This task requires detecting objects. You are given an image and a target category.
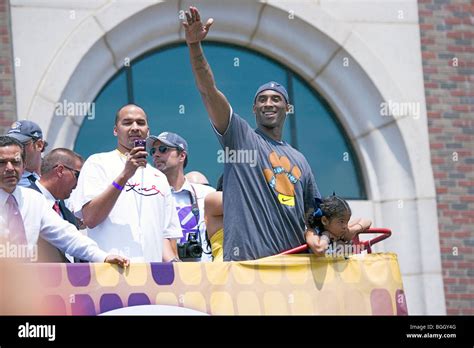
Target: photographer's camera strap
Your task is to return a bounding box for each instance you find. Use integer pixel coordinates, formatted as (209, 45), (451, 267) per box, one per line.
(187, 184), (212, 256)
(186, 184), (200, 225)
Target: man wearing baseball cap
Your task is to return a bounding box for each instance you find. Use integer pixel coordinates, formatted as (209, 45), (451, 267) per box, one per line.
(147, 132), (215, 262)
(182, 6), (323, 261)
(6, 120), (47, 188)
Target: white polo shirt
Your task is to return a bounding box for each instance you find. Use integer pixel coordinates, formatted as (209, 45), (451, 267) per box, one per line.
(71, 150), (182, 262)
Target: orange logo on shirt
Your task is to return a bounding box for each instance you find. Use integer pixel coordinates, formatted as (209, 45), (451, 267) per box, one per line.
(263, 152), (301, 206)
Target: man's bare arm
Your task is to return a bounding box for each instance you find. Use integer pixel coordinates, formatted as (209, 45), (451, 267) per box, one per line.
(183, 6), (231, 134)
(345, 218), (372, 241)
(162, 238), (178, 262)
(82, 147), (148, 228)
(204, 192), (223, 239)
(82, 181), (124, 229)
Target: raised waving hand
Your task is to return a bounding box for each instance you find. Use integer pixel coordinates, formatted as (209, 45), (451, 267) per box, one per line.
(183, 6), (214, 44)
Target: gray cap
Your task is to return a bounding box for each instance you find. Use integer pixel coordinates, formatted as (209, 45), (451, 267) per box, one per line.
(6, 120), (48, 146)
(146, 132), (188, 152)
(254, 81), (289, 104)
(146, 131), (188, 167)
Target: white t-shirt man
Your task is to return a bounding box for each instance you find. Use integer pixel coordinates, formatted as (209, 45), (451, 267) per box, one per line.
(71, 150), (182, 262)
(171, 179), (215, 262)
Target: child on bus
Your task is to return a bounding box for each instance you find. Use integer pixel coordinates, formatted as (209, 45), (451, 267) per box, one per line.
(307, 195), (372, 254)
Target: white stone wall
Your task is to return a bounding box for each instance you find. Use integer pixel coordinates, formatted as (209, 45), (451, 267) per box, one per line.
(10, 0), (445, 314)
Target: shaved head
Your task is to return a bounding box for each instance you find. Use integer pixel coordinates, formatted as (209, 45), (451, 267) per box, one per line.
(115, 104), (147, 125)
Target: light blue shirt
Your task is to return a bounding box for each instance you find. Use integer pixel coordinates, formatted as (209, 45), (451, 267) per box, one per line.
(18, 170), (40, 187)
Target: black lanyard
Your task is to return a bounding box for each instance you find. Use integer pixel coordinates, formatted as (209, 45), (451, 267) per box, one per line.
(186, 184), (200, 226)
(186, 184), (213, 256)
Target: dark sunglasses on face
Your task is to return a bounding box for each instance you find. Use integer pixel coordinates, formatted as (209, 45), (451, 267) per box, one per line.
(54, 164), (80, 179)
(149, 145), (177, 156)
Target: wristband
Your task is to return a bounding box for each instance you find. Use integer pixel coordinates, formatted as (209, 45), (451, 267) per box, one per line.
(112, 181), (124, 191)
(169, 257), (182, 262)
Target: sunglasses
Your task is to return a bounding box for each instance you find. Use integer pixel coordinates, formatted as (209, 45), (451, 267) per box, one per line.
(54, 164), (80, 180)
(149, 145), (178, 156)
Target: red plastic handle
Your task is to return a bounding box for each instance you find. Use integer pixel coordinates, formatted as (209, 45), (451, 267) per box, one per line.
(278, 227), (392, 255)
(352, 228), (391, 253)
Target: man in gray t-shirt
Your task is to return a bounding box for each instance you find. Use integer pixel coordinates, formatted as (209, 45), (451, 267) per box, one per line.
(216, 113), (319, 260)
(183, 6), (326, 260)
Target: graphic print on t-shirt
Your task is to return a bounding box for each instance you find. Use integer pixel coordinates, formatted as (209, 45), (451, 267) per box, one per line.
(176, 205), (198, 243)
(125, 181), (164, 196)
(263, 151), (301, 207)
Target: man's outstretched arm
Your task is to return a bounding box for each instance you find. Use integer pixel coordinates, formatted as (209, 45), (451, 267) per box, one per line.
(183, 6), (231, 134)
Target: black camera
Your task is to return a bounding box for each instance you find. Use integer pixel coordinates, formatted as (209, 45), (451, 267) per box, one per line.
(177, 232), (202, 260)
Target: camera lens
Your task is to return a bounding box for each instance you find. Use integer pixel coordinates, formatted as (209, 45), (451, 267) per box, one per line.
(188, 244), (203, 258)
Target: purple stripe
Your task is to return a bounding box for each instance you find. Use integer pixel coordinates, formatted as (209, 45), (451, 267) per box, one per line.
(151, 262), (175, 285)
(100, 294), (123, 314)
(128, 293), (151, 307)
(71, 294), (96, 315)
(66, 263), (91, 287)
(396, 289), (409, 315)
